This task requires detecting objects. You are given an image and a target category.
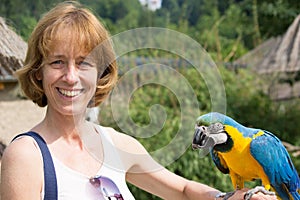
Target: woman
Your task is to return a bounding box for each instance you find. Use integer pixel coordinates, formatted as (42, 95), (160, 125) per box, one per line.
(0, 1), (276, 200)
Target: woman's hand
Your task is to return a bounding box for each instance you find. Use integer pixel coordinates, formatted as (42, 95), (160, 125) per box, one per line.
(229, 188), (277, 200)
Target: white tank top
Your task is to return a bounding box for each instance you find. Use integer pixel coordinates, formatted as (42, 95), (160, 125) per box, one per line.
(44, 125), (135, 200)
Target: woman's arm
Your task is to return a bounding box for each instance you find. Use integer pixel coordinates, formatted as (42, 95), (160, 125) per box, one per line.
(0, 137), (43, 200)
(127, 165), (277, 200)
(108, 128), (277, 200)
(107, 128), (222, 199)
(126, 166), (220, 200)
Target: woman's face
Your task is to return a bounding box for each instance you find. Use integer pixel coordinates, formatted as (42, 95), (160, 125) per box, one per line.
(39, 38), (98, 117)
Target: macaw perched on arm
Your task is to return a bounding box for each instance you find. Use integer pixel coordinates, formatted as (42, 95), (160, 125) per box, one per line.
(192, 112), (300, 200)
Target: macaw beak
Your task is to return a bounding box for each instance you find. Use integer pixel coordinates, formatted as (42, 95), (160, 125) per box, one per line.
(192, 125), (210, 150)
(192, 122), (228, 150)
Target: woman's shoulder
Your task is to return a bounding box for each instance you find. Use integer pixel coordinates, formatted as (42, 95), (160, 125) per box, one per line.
(99, 126), (148, 154)
(2, 134), (42, 164)
(1, 133), (43, 192)
(98, 126), (159, 173)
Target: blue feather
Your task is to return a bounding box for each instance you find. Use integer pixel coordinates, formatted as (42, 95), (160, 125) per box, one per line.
(250, 130), (300, 200)
(197, 112), (300, 200)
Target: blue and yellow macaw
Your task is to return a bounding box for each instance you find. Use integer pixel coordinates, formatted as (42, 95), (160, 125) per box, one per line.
(192, 112), (300, 200)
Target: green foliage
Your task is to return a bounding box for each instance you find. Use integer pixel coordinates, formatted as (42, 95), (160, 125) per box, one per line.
(0, 0), (61, 40)
(2, 0), (299, 198)
(99, 66), (300, 199)
(221, 68), (300, 146)
(1, 0), (299, 55)
(258, 0), (300, 38)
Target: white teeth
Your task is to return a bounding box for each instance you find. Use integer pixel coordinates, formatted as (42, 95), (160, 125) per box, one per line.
(59, 88), (81, 97)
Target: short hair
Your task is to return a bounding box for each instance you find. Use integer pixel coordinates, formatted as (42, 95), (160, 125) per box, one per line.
(16, 1), (118, 107)
(0, 141), (6, 159)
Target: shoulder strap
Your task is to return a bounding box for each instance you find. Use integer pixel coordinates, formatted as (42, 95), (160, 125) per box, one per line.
(12, 132), (58, 200)
(96, 125), (126, 170)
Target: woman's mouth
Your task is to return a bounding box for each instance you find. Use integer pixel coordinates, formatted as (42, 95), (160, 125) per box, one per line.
(57, 88), (83, 97)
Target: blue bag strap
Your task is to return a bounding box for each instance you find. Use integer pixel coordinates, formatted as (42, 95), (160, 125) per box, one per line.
(12, 132), (58, 200)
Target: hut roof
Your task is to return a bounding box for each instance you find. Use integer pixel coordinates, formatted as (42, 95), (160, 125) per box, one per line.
(0, 17), (27, 82)
(235, 14), (300, 74)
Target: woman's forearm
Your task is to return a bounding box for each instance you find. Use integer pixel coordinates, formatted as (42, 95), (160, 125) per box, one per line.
(182, 180), (221, 200)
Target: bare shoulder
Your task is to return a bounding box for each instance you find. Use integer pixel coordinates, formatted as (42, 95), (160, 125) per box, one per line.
(1, 135), (43, 198)
(1, 135), (43, 179)
(100, 126), (148, 154)
(99, 126), (162, 173)
(3, 135), (41, 157)
(3, 136), (40, 158)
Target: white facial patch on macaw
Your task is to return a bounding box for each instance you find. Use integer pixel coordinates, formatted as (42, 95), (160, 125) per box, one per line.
(206, 122), (228, 145)
(209, 132), (228, 145)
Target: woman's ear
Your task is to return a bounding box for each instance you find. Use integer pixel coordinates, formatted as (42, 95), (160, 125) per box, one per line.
(35, 70), (43, 81)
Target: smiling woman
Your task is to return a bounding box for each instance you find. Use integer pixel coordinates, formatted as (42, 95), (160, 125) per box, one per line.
(0, 1), (277, 200)
(15, 1), (118, 108)
(37, 38), (99, 116)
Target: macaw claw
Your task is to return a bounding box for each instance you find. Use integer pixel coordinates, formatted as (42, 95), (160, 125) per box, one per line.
(216, 191), (236, 200)
(244, 186), (276, 200)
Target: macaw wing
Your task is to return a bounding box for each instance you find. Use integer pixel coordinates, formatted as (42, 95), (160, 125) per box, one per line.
(210, 150), (229, 174)
(250, 130), (300, 198)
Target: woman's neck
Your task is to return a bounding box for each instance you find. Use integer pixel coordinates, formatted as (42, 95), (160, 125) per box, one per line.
(32, 106), (90, 141)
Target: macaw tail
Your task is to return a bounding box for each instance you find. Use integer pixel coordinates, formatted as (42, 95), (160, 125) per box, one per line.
(290, 191), (300, 200)
(273, 184), (300, 200)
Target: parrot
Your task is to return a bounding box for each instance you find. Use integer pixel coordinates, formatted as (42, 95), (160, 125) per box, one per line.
(192, 112), (300, 200)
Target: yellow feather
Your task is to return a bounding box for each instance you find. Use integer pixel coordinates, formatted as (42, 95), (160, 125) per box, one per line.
(218, 126), (271, 189)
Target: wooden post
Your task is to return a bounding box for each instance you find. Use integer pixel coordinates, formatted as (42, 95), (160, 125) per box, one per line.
(0, 83), (4, 90)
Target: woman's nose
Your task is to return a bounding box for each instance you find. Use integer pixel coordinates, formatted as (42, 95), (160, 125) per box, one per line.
(64, 63), (79, 84)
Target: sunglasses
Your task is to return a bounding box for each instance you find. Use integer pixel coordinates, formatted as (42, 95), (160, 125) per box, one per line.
(89, 175), (124, 200)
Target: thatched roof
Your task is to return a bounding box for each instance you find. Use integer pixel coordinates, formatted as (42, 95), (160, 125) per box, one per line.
(235, 14), (300, 74)
(0, 17), (27, 82)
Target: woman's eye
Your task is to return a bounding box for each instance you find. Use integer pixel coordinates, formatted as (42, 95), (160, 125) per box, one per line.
(50, 60), (64, 68)
(78, 61), (93, 69)
(51, 60), (63, 64)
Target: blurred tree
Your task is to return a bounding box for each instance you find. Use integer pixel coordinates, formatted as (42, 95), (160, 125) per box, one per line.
(258, 0), (300, 38)
(99, 66), (300, 199)
(1, 0), (299, 51)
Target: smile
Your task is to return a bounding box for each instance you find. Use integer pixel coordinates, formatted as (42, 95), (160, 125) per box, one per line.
(57, 88), (83, 97)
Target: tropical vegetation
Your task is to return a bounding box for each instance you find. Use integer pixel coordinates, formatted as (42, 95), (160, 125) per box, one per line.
(1, 0), (299, 199)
